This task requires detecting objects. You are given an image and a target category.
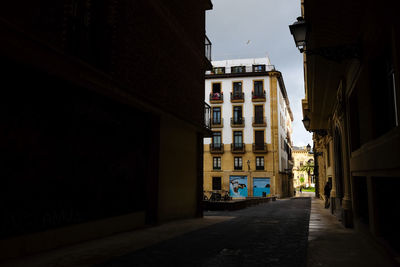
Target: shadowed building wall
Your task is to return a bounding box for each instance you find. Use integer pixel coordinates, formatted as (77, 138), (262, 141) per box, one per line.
(0, 0), (213, 260)
(300, 0), (400, 258)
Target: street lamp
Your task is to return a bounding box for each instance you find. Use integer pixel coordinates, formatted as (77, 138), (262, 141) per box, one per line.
(306, 144), (311, 153)
(289, 17), (307, 53)
(289, 17), (361, 62)
(302, 115), (311, 130)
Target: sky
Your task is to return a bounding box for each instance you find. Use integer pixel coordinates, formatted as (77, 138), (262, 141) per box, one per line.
(206, 0), (312, 147)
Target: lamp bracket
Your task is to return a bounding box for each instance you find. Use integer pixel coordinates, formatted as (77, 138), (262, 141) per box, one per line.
(304, 43), (361, 62)
(312, 129), (328, 137)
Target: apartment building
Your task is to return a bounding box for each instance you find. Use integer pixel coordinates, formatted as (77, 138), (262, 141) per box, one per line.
(204, 57), (294, 199)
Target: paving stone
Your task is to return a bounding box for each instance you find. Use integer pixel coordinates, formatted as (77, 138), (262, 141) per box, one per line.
(97, 198), (311, 267)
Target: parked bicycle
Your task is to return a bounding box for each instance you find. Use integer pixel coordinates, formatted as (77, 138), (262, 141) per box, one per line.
(222, 190), (232, 201)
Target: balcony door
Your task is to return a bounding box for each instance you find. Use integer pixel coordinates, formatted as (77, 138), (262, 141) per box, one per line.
(212, 131), (221, 148)
(233, 82), (242, 97)
(212, 83), (221, 94)
(255, 130), (264, 149)
(255, 105), (263, 124)
(233, 131), (243, 148)
(233, 106), (242, 124)
(254, 81), (263, 96)
(212, 107), (221, 124)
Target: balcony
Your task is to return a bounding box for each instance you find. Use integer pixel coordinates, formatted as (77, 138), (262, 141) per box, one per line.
(252, 117), (266, 127)
(205, 35), (212, 70)
(205, 65), (275, 76)
(252, 91), (266, 102)
(230, 92), (245, 102)
(231, 117), (245, 128)
(209, 92), (223, 103)
(253, 65), (266, 72)
(204, 102), (211, 135)
(210, 143), (224, 154)
(253, 143), (267, 153)
(213, 67), (225, 74)
(211, 118), (224, 128)
(231, 143), (245, 153)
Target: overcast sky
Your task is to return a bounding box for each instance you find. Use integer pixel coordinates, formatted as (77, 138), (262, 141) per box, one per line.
(206, 0), (312, 147)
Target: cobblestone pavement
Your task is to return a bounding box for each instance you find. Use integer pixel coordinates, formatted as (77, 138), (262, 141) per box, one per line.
(97, 198), (311, 267)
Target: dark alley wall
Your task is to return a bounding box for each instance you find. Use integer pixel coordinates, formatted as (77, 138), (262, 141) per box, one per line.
(0, 0), (207, 128)
(0, 58), (156, 239)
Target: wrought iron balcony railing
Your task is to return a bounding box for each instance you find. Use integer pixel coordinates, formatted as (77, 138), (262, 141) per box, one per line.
(209, 92), (223, 102)
(230, 92), (244, 102)
(231, 143), (245, 153)
(210, 143), (224, 154)
(253, 143), (267, 153)
(211, 118), (224, 128)
(204, 102), (211, 130)
(252, 90), (266, 101)
(231, 117), (245, 127)
(252, 116), (266, 127)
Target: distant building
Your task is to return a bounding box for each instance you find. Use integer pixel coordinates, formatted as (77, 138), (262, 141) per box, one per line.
(203, 57), (294, 199)
(0, 0), (213, 260)
(292, 146), (314, 188)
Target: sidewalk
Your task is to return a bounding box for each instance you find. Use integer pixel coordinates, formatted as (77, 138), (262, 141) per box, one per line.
(0, 216), (234, 267)
(307, 197), (398, 267)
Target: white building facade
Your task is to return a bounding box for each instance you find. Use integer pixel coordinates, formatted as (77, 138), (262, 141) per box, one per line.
(204, 57), (294, 199)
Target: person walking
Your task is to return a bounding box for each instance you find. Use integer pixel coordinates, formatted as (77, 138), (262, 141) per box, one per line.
(324, 181), (331, 208)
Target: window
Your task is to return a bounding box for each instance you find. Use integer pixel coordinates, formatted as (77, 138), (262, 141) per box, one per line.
(233, 82), (242, 95)
(212, 177), (222, 190)
(254, 81), (264, 96)
(212, 83), (221, 94)
(256, 156), (264, 170)
(212, 131), (221, 148)
(253, 64), (266, 72)
(212, 107), (221, 124)
(233, 106), (243, 124)
(234, 157), (243, 170)
(300, 161), (303, 167)
(213, 67), (225, 74)
(213, 157), (221, 170)
(233, 131), (243, 148)
(231, 66), (245, 73)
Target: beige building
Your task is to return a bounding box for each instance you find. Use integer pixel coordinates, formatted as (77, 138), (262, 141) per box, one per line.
(203, 57), (294, 199)
(292, 146), (314, 188)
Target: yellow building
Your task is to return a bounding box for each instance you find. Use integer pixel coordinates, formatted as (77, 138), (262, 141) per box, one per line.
(292, 146), (314, 188)
(203, 57), (294, 199)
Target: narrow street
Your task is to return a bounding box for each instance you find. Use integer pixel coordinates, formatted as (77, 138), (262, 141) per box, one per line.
(97, 198), (310, 267)
(1, 196), (398, 267)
